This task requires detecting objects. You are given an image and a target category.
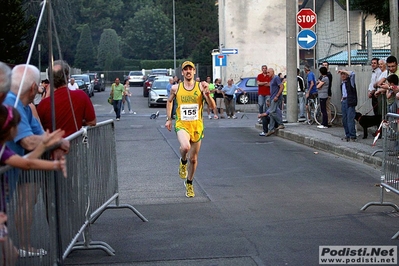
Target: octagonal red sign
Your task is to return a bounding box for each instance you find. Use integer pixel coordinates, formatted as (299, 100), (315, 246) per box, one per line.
(297, 8), (317, 29)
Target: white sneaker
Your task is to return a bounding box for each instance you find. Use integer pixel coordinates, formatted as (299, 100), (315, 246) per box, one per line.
(121, 110), (125, 114)
(133, 111), (137, 114)
(317, 125), (328, 129)
(208, 115), (212, 119)
(232, 115), (237, 119)
(129, 110), (133, 114)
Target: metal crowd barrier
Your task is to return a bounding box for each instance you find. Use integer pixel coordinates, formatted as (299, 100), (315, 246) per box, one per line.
(361, 113), (399, 239)
(0, 119), (147, 265)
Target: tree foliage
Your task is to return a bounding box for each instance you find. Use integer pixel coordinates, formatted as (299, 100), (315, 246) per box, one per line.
(75, 24), (95, 70)
(350, 0), (391, 34)
(0, 0), (36, 64)
(12, 0), (219, 70)
(97, 29), (121, 70)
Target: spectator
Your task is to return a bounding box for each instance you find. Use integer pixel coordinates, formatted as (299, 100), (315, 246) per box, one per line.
(321, 61), (333, 127)
(316, 66), (329, 129)
(110, 78), (125, 121)
(206, 76), (218, 119)
(33, 80), (48, 107)
(213, 78), (225, 118)
(304, 66), (318, 123)
(37, 60), (96, 137)
(257, 65), (271, 120)
(372, 59), (388, 116)
(121, 79), (134, 114)
(166, 77), (176, 119)
(258, 99), (281, 136)
(265, 68), (285, 136)
(377, 56), (399, 114)
(0, 62), (11, 103)
(222, 78), (245, 119)
(266, 68), (284, 137)
(67, 77), (79, 91)
(338, 69), (357, 141)
(4, 64), (69, 258)
(297, 68), (306, 119)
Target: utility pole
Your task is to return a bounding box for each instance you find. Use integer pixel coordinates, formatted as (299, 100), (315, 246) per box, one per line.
(346, 0), (351, 66)
(390, 0), (399, 57)
(286, 0), (298, 122)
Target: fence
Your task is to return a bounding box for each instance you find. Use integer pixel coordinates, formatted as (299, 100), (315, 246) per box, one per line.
(0, 120), (147, 265)
(361, 113), (399, 239)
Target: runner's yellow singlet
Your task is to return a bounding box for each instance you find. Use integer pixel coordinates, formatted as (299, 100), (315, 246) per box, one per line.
(174, 81), (204, 142)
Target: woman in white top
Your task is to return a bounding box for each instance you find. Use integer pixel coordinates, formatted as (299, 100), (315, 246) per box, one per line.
(121, 79), (135, 114)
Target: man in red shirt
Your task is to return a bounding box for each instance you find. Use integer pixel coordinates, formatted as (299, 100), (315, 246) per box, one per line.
(257, 65), (271, 116)
(37, 60), (96, 137)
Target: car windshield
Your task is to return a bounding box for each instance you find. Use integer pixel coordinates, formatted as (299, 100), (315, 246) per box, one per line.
(72, 75), (89, 82)
(129, 71), (142, 76)
(151, 81), (168, 90)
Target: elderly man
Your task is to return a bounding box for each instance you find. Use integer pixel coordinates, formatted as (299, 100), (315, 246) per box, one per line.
(4, 64), (69, 257)
(338, 69), (358, 141)
(37, 60), (96, 137)
(265, 68), (285, 136)
(67, 77), (79, 90)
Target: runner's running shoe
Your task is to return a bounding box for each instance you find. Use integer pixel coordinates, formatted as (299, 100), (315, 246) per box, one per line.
(179, 158), (188, 179)
(185, 181), (195, 198)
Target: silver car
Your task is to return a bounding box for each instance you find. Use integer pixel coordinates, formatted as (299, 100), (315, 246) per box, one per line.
(128, 71), (145, 86)
(148, 77), (170, 107)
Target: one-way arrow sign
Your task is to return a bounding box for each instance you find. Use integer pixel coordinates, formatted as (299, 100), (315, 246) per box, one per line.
(221, 48), (239, 55)
(297, 29), (317, 49)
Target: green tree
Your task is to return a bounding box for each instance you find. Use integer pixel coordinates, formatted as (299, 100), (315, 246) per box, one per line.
(191, 37), (216, 65)
(97, 29), (120, 70)
(122, 5), (184, 60)
(0, 0), (36, 64)
(74, 24), (95, 70)
(350, 0), (391, 34)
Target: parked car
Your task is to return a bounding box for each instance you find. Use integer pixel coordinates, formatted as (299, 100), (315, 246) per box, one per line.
(148, 77), (169, 107)
(87, 72), (105, 92)
(75, 80), (90, 97)
(128, 71), (145, 86)
(150, 68), (168, 76)
(143, 75), (158, 97)
(71, 74), (94, 97)
(234, 77), (258, 104)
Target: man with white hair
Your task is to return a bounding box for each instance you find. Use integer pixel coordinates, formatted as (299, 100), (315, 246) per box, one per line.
(4, 64), (69, 257)
(68, 77), (78, 91)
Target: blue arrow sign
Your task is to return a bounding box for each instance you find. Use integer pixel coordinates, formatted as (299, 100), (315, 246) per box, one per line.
(221, 48), (239, 55)
(297, 29), (317, 49)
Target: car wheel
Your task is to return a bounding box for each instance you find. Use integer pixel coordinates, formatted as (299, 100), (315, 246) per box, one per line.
(238, 94), (249, 104)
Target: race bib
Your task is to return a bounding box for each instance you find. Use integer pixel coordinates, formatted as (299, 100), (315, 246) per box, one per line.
(180, 104), (199, 121)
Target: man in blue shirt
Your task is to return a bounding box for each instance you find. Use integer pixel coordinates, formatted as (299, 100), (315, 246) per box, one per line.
(222, 79), (245, 119)
(304, 66), (318, 123)
(265, 68), (285, 136)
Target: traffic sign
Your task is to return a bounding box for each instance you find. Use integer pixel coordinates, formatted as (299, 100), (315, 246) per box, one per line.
(215, 54), (227, 66)
(297, 8), (317, 29)
(297, 29), (317, 49)
(221, 48), (239, 55)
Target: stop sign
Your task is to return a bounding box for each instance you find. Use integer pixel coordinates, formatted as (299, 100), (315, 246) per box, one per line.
(297, 8), (317, 29)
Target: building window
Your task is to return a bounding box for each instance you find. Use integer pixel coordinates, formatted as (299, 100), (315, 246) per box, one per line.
(330, 0), (334, 21)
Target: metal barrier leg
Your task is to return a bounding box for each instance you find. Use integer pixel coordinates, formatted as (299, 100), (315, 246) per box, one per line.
(361, 185), (399, 211)
(391, 230), (399, 240)
(90, 194), (148, 224)
(70, 223), (116, 256)
(371, 149), (383, 156)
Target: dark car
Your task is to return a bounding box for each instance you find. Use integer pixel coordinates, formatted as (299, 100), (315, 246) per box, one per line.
(142, 75), (158, 97)
(71, 74), (94, 97)
(75, 80), (90, 97)
(234, 77), (258, 104)
(87, 72), (105, 92)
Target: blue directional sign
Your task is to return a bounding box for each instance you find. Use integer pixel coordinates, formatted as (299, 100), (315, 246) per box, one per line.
(221, 48), (239, 55)
(297, 29), (317, 49)
(215, 54), (227, 66)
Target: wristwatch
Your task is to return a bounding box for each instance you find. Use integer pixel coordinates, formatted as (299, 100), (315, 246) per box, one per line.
(166, 117), (171, 121)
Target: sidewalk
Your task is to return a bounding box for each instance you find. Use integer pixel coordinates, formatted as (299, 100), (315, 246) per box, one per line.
(255, 119), (383, 168)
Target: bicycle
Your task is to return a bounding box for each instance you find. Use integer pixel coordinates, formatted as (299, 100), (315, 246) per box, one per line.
(306, 97), (337, 125)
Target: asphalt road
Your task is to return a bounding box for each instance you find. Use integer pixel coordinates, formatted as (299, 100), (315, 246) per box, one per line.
(64, 85), (399, 266)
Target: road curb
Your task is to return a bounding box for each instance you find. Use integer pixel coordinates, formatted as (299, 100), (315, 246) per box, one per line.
(255, 123), (382, 168)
